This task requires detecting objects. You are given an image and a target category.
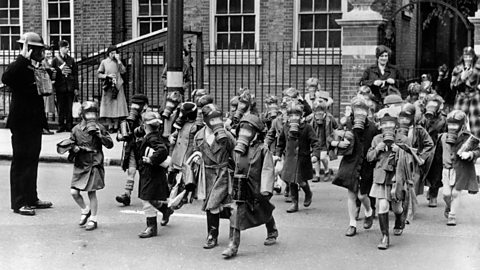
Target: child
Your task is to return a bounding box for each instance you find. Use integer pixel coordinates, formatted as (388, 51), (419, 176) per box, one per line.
(69, 101), (113, 231)
(275, 100), (321, 213)
(137, 111), (173, 238)
(222, 114), (278, 258)
(439, 110), (479, 226)
(309, 99), (337, 182)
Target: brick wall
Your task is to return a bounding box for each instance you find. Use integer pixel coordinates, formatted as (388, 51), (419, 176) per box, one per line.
(23, 0), (42, 33)
(74, 0), (113, 47)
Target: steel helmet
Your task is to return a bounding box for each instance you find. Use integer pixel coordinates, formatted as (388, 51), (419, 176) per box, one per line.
(17, 32), (48, 48)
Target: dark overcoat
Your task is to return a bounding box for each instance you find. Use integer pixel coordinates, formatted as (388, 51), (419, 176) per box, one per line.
(137, 131), (170, 201)
(231, 142), (275, 230)
(121, 117), (142, 171)
(275, 121), (321, 185)
(420, 116), (447, 189)
(360, 63), (406, 101)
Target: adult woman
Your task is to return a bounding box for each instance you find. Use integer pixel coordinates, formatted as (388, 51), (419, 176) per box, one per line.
(360, 45), (405, 105)
(97, 45), (128, 132)
(41, 49), (56, 134)
(451, 47), (477, 94)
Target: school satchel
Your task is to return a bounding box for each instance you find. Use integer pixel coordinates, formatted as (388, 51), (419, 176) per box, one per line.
(332, 129), (355, 156)
(33, 67), (53, 96)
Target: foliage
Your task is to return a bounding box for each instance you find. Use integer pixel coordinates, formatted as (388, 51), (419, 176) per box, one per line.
(422, 0), (477, 29)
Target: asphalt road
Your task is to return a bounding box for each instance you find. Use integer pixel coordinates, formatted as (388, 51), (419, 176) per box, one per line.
(0, 161), (479, 270)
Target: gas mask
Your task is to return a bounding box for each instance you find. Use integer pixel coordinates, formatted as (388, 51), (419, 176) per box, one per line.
(173, 102), (197, 130)
(380, 116), (397, 146)
(30, 46), (46, 62)
(314, 111), (326, 125)
(127, 103), (144, 122)
(195, 95), (214, 126)
(307, 86), (317, 100)
(234, 123), (257, 155)
(84, 112), (99, 134)
(233, 97), (250, 124)
(266, 104), (279, 122)
(398, 114), (413, 136)
(352, 104), (369, 130)
(424, 100), (440, 120)
(446, 120), (462, 144)
(162, 91), (182, 119)
(288, 113), (302, 138)
(204, 109), (227, 143)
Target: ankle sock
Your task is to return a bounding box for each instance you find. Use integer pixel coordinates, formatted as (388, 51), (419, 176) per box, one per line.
(90, 215), (97, 222)
(364, 208), (373, 217)
(349, 220), (357, 227)
(81, 207), (90, 215)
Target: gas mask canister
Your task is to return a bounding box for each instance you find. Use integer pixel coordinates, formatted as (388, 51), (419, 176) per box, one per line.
(446, 120), (462, 144)
(173, 102), (197, 130)
(266, 104), (279, 122)
(233, 93), (251, 124)
(84, 112), (99, 134)
(162, 91), (182, 119)
(234, 122), (257, 155)
(352, 101), (369, 130)
(398, 103), (416, 136)
(288, 112), (302, 138)
(424, 100), (440, 120)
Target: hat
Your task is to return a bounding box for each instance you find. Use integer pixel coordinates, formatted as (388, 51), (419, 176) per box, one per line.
(57, 138), (75, 154)
(306, 77), (320, 88)
(383, 94), (403, 105)
(58, 40), (69, 48)
(81, 101), (99, 113)
(106, 45), (117, 54)
(131, 94), (149, 105)
(142, 112), (162, 126)
(463, 46), (475, 57)
(375, 45), (392, 59)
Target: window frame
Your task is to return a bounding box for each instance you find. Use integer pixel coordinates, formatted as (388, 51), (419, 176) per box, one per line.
(132, 0), (168, 38)
(209, 0), (260, 53)
(293, 0), (346, 55)
(41, 0), (74, 50)
(0, 0), (23, 54)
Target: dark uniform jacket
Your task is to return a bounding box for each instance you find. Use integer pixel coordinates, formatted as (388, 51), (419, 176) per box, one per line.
(51, 54), (78, 93)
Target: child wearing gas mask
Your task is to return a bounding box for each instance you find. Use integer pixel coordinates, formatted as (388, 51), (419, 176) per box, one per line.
(161, 90), (183, 139)
(68, 101), (114, 231)
(275, 101), (321, 213)
(192, 104), (236, 249)
(332, 96), (378, 237)
(406, 82), (422, 104)
(222, 114), (278, 259)
(137, 112), (173, 238)
(394, 103), (434, 224)
(115, 94), (149, 206)
(366, 112), (408, 250)
(310, 99), (337, 182)
(418, 94), (447, 208)
(437, 110), (479, 226)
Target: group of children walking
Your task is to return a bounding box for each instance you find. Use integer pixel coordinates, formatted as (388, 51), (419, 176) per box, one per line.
(56, 60), (479, 256)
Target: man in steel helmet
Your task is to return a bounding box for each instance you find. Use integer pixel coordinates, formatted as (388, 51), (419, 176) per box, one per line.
(2, 32), (52, 216)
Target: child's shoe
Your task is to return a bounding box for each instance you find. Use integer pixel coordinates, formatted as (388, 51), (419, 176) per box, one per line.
(447, 214), (456, 226)
(85, 220), (97, 231)
(79, 211), (91, 226)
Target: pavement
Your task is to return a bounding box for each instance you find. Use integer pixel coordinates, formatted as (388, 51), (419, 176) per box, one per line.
(0, 162), (479, 270)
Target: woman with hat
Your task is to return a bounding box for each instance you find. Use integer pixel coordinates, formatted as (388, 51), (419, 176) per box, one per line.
(451, 47), (477, 94)
(97, 45), (129, 133)
(360, 45), (405, 105)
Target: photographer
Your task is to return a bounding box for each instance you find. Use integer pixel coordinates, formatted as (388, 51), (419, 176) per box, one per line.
(1, 32), (53, 215)
(97, 45), (128, 133)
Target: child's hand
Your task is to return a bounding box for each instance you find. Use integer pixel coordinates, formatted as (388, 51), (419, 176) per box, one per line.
(375, 142), (386, 152)
(391, 143), (399, 152)
(338, 140), (350, 149)
(142, 156), (152, 164)
(460, 151), (474, 160)
(311, 156), (318, 163)
(272, 155), (281, 162)
(72, 145), (80, 153)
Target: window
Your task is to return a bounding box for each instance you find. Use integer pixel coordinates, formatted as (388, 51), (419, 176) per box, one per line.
(0, 0), (21, 50)
(215, 0), (256, 50)
(297, 0), (341, 49)
(45, 0), (73, 48)
(137, 0), (167, 36)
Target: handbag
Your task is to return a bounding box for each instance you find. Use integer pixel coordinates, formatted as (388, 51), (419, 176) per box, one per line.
(34, 68), (53, 96)
(72, 96), (82, 118)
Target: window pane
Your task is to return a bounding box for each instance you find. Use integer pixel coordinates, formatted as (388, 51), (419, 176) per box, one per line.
(11, 0), (19, 8)
(163, 2), (168, 15)
(50, 36), (59, 48)
(329, 31), (341, 47)
(314, 14), (327, 29)
(230, 33), (241, 49)
(217, 33), (228, 49)
(139, 21), (150, 35)
(49, 21), (60, 34)
(60, 3), (70, 17)
(0, 10), (8, 24)
(243, 15), (255, 31)
(243, 33), (254, 49)
(139, 4), (149, 15)
(152, 3), (162, 15)
(11, 26), (19, 34)
(217, 0), (227, 14)
(62, 36), (71, 46)
(48, 3), (58, 18)
(243, 0), (254, 13)
(300, 0), (312, 12)
(300, 31), (312, 48)
(0, 0), (7, 8)
(230, 16), (241, 31)
(329, 13), (341, 29)
(217, 16), (228, 32)
(314, 31), (326, 48)
(61, 20), (71, 34)
(1, 36), (9, 50)
(151, 0), (162, 4)
(314, 0), (326, 11)
(10, 10), (19, 24)
(152, 21), (163, 31)
(300, 15), (313, 30)
(329, 0), (341, 11)
(230, 0), (241, 13)
(11, 35), (19, 48)
(0, 26), (9, 34)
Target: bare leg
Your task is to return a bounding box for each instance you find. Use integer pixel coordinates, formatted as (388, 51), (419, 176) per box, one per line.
(70, 188), (86, 209)
(88, 191), (98, 218)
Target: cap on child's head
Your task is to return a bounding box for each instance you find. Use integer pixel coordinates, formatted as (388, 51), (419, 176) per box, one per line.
(142, 111), (162, 127)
